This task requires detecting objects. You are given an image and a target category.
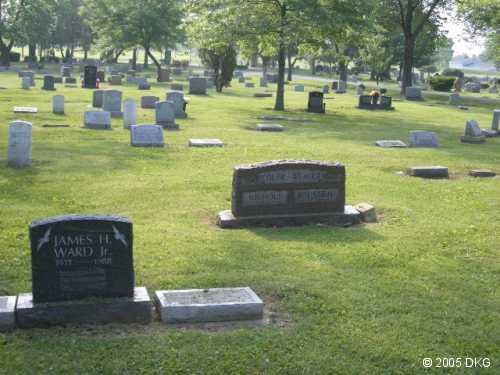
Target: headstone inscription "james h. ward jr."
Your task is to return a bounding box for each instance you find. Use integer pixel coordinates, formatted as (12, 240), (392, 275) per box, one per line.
(29, 215), (134, 302)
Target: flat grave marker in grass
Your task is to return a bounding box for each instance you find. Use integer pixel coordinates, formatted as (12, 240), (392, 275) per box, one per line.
(256, 124), (284, 132)
(217, 160), (361, 228)
(84, 111), (111, 130)
(375, 140), (408, 148)
(130, 125), (164, 147)
(407, 166), (449, 179)
(189, 139), (224, 147)
(409, 131), (439, 148)
(16, 215), (152, 328)
(13, 106), (37, 113)
(155, 287), (264, 324)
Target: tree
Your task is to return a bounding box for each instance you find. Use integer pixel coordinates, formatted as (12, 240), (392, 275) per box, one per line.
(0, 0), (28, 66)
(383, 0), (452, 93)
(17, 0), (54, 62)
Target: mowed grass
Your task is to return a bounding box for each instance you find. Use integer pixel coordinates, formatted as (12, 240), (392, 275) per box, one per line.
(0, 67), (500, 374)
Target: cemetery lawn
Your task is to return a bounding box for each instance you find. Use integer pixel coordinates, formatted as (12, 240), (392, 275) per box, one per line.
(1, 69), (500, 374)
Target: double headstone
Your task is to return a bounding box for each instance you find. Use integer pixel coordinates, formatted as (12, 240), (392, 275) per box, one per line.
(130, 125), (164, 147)
(461, 120), (485, 144)
(166, 91), (188, 119)
(217, 160), (360, 228)
(42, 75), (56, 91)
(155, 101), (179, 129)
(409, 131), (439, 148)
(8, 121), (32, 168)
(52, 95), (64, 115)
(123, 99), (137, 129)
(102, 90), (122, 118)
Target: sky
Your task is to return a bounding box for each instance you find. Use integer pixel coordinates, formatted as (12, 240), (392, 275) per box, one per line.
(443, 14), (485, 57)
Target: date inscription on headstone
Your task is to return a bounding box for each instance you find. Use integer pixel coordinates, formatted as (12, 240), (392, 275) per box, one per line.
(30, 215), (134, 302)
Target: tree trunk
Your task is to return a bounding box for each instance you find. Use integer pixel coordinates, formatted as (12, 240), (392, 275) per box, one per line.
(274, 4), (287, 111)
(261, 56), (268, 78)
(83, 48), (88, 60)
(401, 35), (415, 94)
(0, 44), (10, 66)
(146, 47), (162, 81)
(143, 50), (149, 68)
(338, 60), (348, 82)
(131, 48), (137, 70)
(28, 44), (37, 62)
(310, 58), (316, 75)
(287, 53), (293, 81)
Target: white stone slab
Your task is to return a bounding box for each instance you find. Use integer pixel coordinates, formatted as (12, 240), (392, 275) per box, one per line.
(130, 125), (164, 147)
(375, 140), (408, 148)
(0, 296), (16, 331)
(154, 287), (264, 324)
(189, 139), (224, 147)
(13, 107), (37, 113)
(256, 124), (284, 132)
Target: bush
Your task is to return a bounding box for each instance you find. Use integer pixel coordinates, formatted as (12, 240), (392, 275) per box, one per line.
(236, 64), (248, 70)
(480, 83), (490, 89)
(9, 52), (20, 62)
(442, 68), (464, 78)
(429, 76), (455, 92)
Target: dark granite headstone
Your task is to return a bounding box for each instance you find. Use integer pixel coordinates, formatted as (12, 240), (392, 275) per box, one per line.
(83, 66), (98, 89)
(307, 92), (325, 114)
(42, 75), (55, 91)
(30, 215), (134, 303)
(217, 160), (360, 228)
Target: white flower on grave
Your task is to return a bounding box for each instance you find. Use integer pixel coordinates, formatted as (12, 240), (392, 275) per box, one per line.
(36, 227), (52, 252)
(112, 225), (128, 247)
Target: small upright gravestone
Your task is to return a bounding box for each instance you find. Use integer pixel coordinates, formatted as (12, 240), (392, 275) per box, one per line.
(170, 83), (183, 91)
(260, 78), (268, 87)
(52, 95), (64, 115)
(123, 99), (137, 129)
(93, 89), (104, 108)
(217, 160), (361, 228)
(130, 125), (164, 147)
(189, 77), (207, 95)
(8, 121), (32, 168)
(405, 86), (423, 101)
(307, 92), (325, 114)
(83, 66), (97, 89)
(294, 85), (305, 92)
(155, 101), (179, 130)
(42, 75), (56, 91)
(84, 111), (111, 130)
(21, 76), (31, 90)
(336, 80), (347, 93)
(137, 78), (150, 90)
(449, 93), (461, 106)
(158, 68), (170, 82)
(15, 215), (152, 328)
(141, 96), (159, 109)
(245, 82), (255, 88)
(409, 131), (439, 148)
(461, 120), (485, 144)
(61, 66), (72, 77)
(102, 90), (122, 118)
(110, 75), (122, 85)
(322, 85), (330, 94)
(166, 91), (188, 119)
(65, 77), (76, 84)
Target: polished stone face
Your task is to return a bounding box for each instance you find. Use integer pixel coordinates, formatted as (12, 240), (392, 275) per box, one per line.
(130, 125), (164, 147)
(231, 160), (346, 217)
(83, 66), (97, 88)
(30, 215), (135, 303)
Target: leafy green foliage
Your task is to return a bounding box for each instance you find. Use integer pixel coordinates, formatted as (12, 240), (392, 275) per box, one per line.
(429, 75), (455, 91)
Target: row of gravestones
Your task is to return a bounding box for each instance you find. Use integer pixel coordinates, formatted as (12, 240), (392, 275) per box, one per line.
(0, 160), (378, 331)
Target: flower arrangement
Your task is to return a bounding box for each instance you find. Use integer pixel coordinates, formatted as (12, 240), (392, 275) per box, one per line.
(370, 90), (381, 98)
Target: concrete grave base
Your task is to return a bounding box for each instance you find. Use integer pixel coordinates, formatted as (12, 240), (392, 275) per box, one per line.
(155, 287), (264, 324)
(407, 166), (449, 179)
(109, 111), (123, 118)
(217, 205), (361, 229)
(482, 129), (499, 138)
(16, 287), (152, 328)
(189, 139), (224, 147)
(0, 296), (17, 331)
(158, 122), (179, 130)
(461, 135), (486, 144)
(84, 123), (112, 130)
(254, 93), (273, 98)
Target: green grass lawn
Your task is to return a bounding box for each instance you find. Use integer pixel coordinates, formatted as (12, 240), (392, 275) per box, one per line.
(0, 66), (500, 374)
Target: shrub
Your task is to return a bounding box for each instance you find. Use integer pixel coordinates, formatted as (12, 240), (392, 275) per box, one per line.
(236, 64), (248, 70)
(480, 83), (490, 89)
(429, 76), (455, 92)
(9, 52), (20, 62)
(442, 68), (464, 78)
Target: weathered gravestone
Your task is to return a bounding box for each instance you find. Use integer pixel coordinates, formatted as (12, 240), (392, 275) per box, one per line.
(123, 99), (137, 129)
(294, 85), (305, 92)
(83, 66), (97, 89)
(13, 107), (37, 113)
(358, 95), (373, 109)
(260, 78), (268, 87)
(65, 77), (76, 84)
(409, 131), (439, 148)
(110, 74), (122, 86)
(61, 66), (72, 78)
(307, 92), (325, 114)
(42, 75), (56, 91)
(336, 80), (347, 93)
(93, 89), (104, 108)
(158, 68), (170, 82)
(465, 82), (481, 93)
(170, 83), (183, 91)
(155, 101), (179, 130)
(154, 287), (264, 324)
(8, 121), (32, 168)
(449, 94), (461, 106)
(375, 140), (408, 148)
(130, 125), (164, 147)
(408, 166), (449, 179)
(15, 215), (152, 327)
(102, 90), (122, 118)
(21, 76), (31, 90)
(469, 170), (497, 178)
(217, 160), (361, 228)
(483, 109), (500, 137)
(256, 124), (284, 132)
(254, 93), (273, 98)
(137, 78), (150, 90)
(141, 96), (159, 109)
(461, 120), (485, 144)
(189, 139), (224, 147)
(53, 76), (63, 84)
(189, 77), (207, 95)
(405, 86), (423, 101)
(322, 85), (330, 94)
(84, 111), (111, 130)
(166, 91), (188, 119)
(238, 77), (245, 84)
(19, 71), (35, 86)
(245, 82), (255, 88)
(52, 95), (64, 115)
